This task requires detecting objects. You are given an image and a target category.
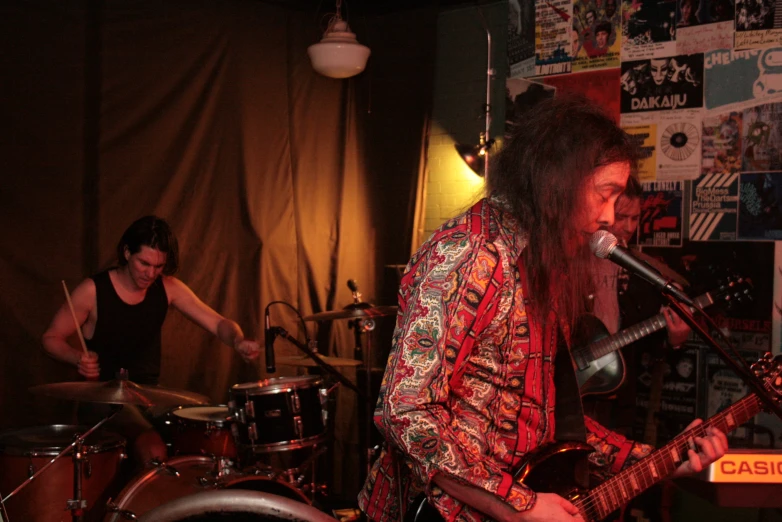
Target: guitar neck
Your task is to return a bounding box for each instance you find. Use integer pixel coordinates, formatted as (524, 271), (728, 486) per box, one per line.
(577, 393), (761, 521)
(577, 293), (713, 363)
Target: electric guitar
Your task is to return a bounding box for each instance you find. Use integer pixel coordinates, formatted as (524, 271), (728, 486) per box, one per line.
(405, 353), (782, 522)
(574, 276), (751, 396)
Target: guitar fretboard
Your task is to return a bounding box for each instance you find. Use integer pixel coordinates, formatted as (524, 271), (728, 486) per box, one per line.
(576, 393), (761, 521)
(576, 293), (713, 363)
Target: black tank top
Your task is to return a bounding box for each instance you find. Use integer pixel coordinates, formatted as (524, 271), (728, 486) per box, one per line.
(86, 270), (168, 384)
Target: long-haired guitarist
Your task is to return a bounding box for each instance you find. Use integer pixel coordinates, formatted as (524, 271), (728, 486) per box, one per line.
(357, 96), (727, 522)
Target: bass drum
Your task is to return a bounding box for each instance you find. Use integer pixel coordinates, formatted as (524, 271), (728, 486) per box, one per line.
(104, 455), (218, 522)
(0, 425), (125, 522)
(104, 456), (311, 521)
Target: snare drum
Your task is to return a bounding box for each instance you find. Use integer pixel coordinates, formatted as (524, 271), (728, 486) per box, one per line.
(230, 376), (326, 452)
(0, 425), (125, 522)
(165, 405), (237, 458)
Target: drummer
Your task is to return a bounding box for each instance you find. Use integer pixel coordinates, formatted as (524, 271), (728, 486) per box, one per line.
(42, 216), (261, 465)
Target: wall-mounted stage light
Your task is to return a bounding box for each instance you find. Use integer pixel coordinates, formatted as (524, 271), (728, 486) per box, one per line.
(455, 133), (495, 176)
(308, 0), (370, 79)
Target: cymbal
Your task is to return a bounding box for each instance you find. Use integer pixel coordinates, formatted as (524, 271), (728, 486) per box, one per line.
(29, 379), (211, 407)
(276, 354), (362, 367)
(302, 305), (398, 322)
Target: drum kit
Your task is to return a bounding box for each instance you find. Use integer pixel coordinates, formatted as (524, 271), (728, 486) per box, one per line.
(0, 300), (397, 522)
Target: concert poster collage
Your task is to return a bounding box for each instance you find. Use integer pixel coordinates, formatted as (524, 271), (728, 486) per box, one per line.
(507, 0), (782, 444)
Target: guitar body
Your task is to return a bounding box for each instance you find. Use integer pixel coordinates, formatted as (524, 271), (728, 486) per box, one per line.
(572, 314), (626, 396)
(404, 442), (595, 522)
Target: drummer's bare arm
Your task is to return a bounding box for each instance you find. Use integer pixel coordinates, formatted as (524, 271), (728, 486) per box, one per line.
(41, 279), (101, 379)
(164, 277), (260, 362)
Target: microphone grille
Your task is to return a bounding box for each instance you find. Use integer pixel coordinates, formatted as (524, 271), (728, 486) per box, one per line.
(590, 230), (618, 259)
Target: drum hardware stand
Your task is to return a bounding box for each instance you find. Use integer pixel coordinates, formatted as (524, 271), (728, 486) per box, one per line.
(2, 406), (123, 522)
(267, 327), (364, 398)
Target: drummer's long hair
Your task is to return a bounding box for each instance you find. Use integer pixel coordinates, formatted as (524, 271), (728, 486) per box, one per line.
(488, 95), (638, 329)
(117, 216), (179, 275)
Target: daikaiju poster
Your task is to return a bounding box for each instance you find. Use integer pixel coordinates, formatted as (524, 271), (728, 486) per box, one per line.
(620, 54), (705, 113)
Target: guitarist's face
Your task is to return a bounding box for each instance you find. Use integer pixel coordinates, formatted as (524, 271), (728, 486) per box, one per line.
(570, 161), (630, 252)
(609, 195), (641, 244)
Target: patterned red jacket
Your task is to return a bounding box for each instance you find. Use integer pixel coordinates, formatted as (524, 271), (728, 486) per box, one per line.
(358, 198), (651, 522)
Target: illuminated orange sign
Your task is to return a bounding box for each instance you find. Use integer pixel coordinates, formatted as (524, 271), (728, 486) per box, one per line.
(708, 453), (782, 483)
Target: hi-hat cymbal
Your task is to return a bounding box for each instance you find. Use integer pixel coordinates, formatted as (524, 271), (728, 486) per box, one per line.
(29, 379), (210, 407)
(276, 354), (362, 367)
(302, 305), (398, 322)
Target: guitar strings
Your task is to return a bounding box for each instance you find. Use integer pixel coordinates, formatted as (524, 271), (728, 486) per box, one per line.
(574, 394), (759, 518)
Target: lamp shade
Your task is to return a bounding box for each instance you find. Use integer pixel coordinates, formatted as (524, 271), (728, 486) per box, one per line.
(308, 20), (371, 79)
(455, 143), (485, 176)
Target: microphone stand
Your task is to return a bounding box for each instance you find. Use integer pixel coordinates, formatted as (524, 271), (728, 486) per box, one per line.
(663, 294), (782, 421)
(269, 326), (364, 398)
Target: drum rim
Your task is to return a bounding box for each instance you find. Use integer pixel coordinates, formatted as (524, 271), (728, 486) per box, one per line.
(220, 475), (310, 504)
(138, 490), (337, 522)
(108, 455), (218, 513)
(230, 376), (323, 395)
(170, 405), (232, 424)
(0, 424), (126, 456)
(243, 433), (327, 453)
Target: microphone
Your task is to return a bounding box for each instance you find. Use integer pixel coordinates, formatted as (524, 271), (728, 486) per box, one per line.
(347, 279), (362, 304)
(590, 230), (694, 306)
(264, 308), (276, 374)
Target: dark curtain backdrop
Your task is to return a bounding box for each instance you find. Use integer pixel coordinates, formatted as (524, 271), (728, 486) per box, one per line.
(0, 0), (436, 499)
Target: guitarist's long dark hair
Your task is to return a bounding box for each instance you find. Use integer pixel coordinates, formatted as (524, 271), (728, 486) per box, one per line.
(489, 95), (638, 329)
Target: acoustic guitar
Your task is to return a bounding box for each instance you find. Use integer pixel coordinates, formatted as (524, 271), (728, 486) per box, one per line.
(574, 276), (751, 396)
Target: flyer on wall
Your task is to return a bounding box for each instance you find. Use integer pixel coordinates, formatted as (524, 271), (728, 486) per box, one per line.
(704, 47), (782, 110)
(570, 0), (621, 72)
(508, 0), (536, 78)
(620, 53), (705, 113)
(534, 0), (573, 76)
(621, 0), (678, 61)
(639, 180), (684, 247)
(674, 0), (735, 54)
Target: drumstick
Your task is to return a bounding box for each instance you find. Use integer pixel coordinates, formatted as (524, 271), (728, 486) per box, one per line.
(61, 280), (89, 355)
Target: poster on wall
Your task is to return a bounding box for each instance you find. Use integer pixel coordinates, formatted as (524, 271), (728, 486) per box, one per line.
(704, 350), (764, 440)
(742, 101), (782, 172)
(639, 180), (684, 246)
(571, 0), (621, 71)
(656, 109), (704, 179)
(735, 0), (782, 49)
(623, 124), (658, 180)
(620, 54), (705, 113)
(622, 0), (678, 61)
(690, 172), (740, 241)
(705, 48), (782, 110)
(633, 346), (700, 445)
(739, 171), (782, 239)
(534, 0), (573, 76)
(509, 0), (536, 78)
(675, 0), (735, 54)
(543, 69), (621, 120)
(642, 240), (774, 352)
(702, 111), (743, 176)
(504, 78), (556, 138)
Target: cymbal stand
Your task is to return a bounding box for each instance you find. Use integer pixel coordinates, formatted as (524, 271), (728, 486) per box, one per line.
(1, 407), (121, 522)
(353, 317), (376, 477)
